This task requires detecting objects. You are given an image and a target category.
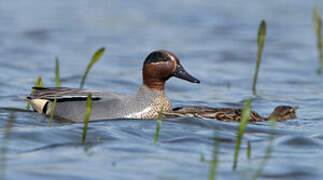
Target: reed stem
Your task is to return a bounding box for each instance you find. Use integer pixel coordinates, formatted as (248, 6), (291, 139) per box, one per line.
(154, 111), (163, 143)
(82, 94), (92, 143)
(55, 57), (60, 87)
(252, 20), (266, 95)
(26, 76), (43, 110)
(314, 6), (323, 74)
(252, 114), (277, 180)
(48, 97), (57, 127)
(209, 130), (219, 180)
(80, 47), (105, 88)
(233, 98), (252, 170)
(247, 141), (251, 159)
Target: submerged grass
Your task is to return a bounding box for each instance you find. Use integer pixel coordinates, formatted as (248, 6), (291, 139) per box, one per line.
(48, 57), (61, 127)
(252, 20), (266, 95)
(55, 57), (60, 87)
(247, 141), (251, 159)
(0, 113), (16, 180)
(200, 153), (206, 162)
(208, 130), (219, 180)
(233, 98), (252, 170)
(314, 6), (323, 74)
(26, 76), (43, 110)
(82, 94), (93, 143)
(154, 111), (163, 143)
(48, 97), (57, 127)
(80, 47), (105, 89)
(252, 115), (277, 180)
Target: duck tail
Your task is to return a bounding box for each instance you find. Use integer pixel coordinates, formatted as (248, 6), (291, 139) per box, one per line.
(16, 95), (30, 100)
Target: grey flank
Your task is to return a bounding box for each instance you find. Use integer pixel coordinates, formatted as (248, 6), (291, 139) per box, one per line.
(28, 85), (172, 122)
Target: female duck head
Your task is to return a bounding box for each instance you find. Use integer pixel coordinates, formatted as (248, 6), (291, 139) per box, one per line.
(142, 50), (200, 90)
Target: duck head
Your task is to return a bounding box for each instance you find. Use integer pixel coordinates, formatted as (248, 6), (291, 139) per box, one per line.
(142, 50), (200, 90)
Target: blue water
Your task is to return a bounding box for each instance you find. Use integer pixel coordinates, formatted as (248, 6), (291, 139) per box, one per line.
(1, 0), (323, 179)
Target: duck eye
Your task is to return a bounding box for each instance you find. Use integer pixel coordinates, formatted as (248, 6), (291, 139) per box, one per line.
(144, 52), (169, 65)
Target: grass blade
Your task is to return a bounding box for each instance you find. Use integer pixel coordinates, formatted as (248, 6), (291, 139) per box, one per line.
(247, 141), (251, 159)
(80, 47), (105, 88)
(252, 20), (266, 95)
(48, 97), (57, 127)
(233, 98), (252, 170)
(26, 76), (43, 110)
(314, 6), (323, 74)
(82, 94), (93, 143)
(252, 114), (277, 180)
(55, 57), (60, 87)
(200, 152), (206, 162)
(154, 111), (163, 143)
(209, 130), (219, 180)
(0, 113), (16, 180)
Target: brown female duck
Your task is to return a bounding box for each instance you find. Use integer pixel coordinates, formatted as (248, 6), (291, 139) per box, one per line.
(163, 105), (297, 122)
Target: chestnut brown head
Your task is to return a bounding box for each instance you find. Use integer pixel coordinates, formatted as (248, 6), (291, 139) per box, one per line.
(142, 50), (200, 90)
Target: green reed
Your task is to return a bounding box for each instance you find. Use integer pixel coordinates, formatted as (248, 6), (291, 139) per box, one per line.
(82, 94), (93, 143)
(314, 6), (323, 74)
(96, 137), (101, 143)
(47, 57), (61, 127)
(252, 20), (266, 95)
(80, 47), (105, 89)
(252, 114), (277, 180)
(233, 98), (252, 170)
(208, 130), (219, 180)
(226, 81), (231, 89)
(48, 97), (57, 128)
(55, 57), (60, 87)
(26, 76), (44, 110)
(247, 141), (251, 159)
(293, 106), (299, 112)
(200, 152), (206, 162)
(0, 113), (16, 180)
(154, 111), (163, 143)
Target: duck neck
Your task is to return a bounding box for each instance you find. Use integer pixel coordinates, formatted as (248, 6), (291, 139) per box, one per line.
(136, 84), (172, 113)
(137, 84), (166, 98)
(143, 79), (166, 91)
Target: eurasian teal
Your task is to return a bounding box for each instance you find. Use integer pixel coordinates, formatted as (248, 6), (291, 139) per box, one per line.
(28, 50), (200, 122)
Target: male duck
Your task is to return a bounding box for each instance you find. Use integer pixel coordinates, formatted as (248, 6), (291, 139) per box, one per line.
(28, 50), (200, 122)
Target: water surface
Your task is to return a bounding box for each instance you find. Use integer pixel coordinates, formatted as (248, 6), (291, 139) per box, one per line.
(1, 0), (323, 179)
